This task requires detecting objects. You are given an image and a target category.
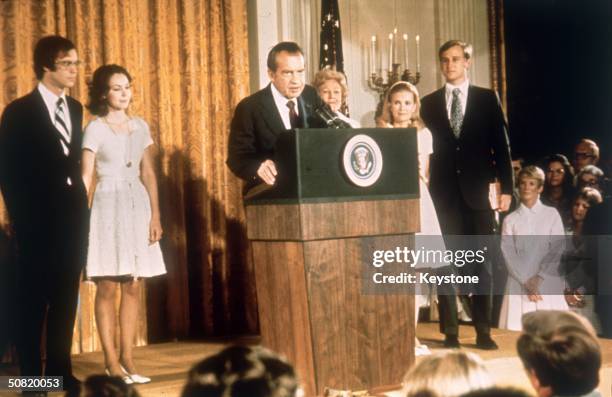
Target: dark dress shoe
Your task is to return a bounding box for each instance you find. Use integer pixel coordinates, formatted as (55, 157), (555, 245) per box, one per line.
(476, 334), (499, 350)
(443, 335), (461, 348)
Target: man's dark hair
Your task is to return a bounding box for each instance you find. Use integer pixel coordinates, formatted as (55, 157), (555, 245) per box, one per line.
(181, 345), (298, 397)
(517, 325), (601, 396)
(438, 39), (472, 60)
(266, 42), (303, 72)
(33, 35), (76, 80)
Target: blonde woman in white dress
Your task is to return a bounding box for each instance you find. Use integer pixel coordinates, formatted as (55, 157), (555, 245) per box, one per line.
(81, 64), (166, 383)
(379, 81), (446, 355)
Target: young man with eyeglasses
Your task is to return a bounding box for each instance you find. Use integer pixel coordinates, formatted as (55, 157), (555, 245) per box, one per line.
(0, 35), (88, 394)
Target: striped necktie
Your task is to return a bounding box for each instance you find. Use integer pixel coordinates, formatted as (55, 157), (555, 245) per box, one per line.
(55, 97), (71, 154)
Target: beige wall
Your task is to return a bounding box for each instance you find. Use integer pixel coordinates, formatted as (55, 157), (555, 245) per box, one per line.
(247, 0), (491, 127)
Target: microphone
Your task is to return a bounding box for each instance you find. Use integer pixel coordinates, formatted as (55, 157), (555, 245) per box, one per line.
(314, 104), (352, 129)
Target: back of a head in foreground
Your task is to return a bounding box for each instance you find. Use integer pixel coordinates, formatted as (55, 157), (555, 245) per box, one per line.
(518, 318), (601, 396)
(181, 345), (298, 397)
(459, 387), (534, 397)
(521, 310), (597, 339)
(65, 375), (142, 397)
(401, 351), (494, 397)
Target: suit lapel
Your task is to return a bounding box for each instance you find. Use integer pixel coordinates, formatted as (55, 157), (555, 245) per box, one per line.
(459, 85), (476, 139)
(435, 88), (455, 138)
(259, 84), (287, 134)
(297, 95), (310, 128)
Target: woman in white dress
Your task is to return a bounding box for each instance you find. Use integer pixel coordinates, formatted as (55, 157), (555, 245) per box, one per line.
(81, 64), (166, 383)
(499, 166), (568, 331)
(379, 81), (445, 355)
(312, 68), (361, 128)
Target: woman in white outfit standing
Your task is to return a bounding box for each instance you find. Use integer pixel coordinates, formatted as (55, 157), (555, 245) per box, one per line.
(81, 64), (166, 383)
(379, 81), (446, 355)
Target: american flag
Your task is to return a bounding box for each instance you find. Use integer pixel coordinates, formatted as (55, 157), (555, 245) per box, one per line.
(319, 0), (344, 72)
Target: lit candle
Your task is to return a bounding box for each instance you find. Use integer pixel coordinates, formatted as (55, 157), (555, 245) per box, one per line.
(416, 34), (421, 73)
(370, 35), (376, 75)
(388, 33), (393, 71)
(403, 33), (409, 70)
(393, 28), (398, 64)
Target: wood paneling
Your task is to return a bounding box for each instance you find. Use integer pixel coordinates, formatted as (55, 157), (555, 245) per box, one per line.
(246, 199), (420, 241)
(251, 242), (317, 396)
(251, 236), (414, 395)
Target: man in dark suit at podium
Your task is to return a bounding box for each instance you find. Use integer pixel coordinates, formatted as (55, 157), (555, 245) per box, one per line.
(420, 40), (513, 350)
(227, 41), (323, 192)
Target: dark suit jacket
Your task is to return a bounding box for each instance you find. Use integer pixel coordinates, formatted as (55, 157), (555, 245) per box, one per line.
(420, 85), (513, 211)
(0, 89), (89, 269)
(226, 84), (324, 191)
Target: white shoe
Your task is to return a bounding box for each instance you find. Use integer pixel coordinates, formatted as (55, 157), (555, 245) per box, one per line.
(120, 364), (151, 384)
(105, 368), (134, 384)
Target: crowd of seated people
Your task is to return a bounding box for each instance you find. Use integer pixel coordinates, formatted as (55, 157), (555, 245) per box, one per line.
(69, 310), (602, 397)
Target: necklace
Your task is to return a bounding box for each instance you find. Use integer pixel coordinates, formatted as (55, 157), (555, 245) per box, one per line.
(102, 116), (133, 168)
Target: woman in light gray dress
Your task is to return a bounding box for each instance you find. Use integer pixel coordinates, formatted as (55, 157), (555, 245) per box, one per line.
(81, 64), (165, 384)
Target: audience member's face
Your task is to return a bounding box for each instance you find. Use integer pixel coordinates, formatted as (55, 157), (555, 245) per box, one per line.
(578, 173), (600, 191)
(268, 51), (305, 99)
(572, 197), (590, 222)
(545, 161), (565, 187)
(574, 142), (597, 171)
(318, 79), (343, 112)
(106, 73), (132, 111)
(519, 176), (543, 205)
(439, 45), (470, 85)
(45, 49), (79, 90)
(389, 89), (416, 127)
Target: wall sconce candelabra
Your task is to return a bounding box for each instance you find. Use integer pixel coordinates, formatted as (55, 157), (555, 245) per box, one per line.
(368, 28), (421, 101)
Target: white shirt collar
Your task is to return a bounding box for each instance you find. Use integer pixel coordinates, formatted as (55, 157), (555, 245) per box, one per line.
(270, 83), (298, 112)
(445, 78), (470, 98)
(37, 81), (66, 112)
(519, 198), (544, 215)
(270, 83), (299, 130)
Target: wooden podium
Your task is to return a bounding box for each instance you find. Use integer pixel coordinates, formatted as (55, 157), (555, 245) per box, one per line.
(245, 128), (420, 396)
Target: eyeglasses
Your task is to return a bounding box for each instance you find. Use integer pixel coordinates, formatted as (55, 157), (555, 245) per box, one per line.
(546, 168), (565, 175)
(55, 60), (82, 69)
(575, 152), (595, 160)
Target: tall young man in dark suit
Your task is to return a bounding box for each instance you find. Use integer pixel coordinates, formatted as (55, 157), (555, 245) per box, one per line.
(420, 40), (513, 350)
(227, 41), (323, 191)
(0, 36), (89, 392)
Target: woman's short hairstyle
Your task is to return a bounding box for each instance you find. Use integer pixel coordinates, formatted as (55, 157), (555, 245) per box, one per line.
(378, 81), (424, 129)
(574, 186), (603, 207)
(517, 325), (601, 396)
(87, 64), (132, 117)
(401, 351), (493, 397)
(576, 164), (604, 181)
(518, 165), (546, 188)
(181, 345), (298, 397)
(33, 35), (76, 80)
(312, 68), (349, 104)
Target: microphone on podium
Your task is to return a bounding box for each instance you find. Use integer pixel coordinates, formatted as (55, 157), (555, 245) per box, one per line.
(314, 104), (352, 129)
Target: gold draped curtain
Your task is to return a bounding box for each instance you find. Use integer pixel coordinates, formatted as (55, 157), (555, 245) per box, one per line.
(0, 0), (257, 355)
